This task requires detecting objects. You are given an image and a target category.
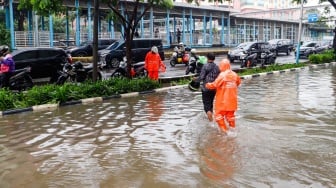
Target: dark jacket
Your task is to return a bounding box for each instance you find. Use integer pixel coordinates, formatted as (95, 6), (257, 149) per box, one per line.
(198, 62), (220, 91)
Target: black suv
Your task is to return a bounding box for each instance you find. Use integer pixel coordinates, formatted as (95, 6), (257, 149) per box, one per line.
(67, 38), (117, 57)
(268, 39), (293, 56)
(98, 38), (165, 68)
(12, 47), (72, 82)
(228, 41), (272, 63)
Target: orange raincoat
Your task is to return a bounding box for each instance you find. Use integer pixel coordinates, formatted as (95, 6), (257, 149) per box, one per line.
(145, 51), (165, 80)
(206, 59), (241, 131)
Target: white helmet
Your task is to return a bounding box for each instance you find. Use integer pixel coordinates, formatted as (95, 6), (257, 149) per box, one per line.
(151, 46), (158, 54)
(179, 42), (184, 46)
(190, 49), (196, 54)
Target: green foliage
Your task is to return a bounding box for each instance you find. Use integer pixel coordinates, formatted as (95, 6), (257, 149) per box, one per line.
(0, 23), (10, 46)
(18, 0), (65, 16)
(0, 78), (161, 111)
(309, 50), (335, 64)
(0, 88), (17, 110)
(308, 54), (321, 64)
(24, 84), (58, 106)
(238, 63), (306, 76)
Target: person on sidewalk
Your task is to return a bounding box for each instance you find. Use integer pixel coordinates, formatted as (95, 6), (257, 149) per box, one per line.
(206, 59), (241, 133)
(145, 46), (166, 81)
(197, 52), (220, 122)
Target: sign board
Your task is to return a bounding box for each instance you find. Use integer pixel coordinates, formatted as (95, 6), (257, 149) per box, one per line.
(308, 13), (318, 23)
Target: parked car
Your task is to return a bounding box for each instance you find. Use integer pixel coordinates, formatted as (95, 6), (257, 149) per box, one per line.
(294, 41), (328, 59)
(268, 39), (293, 56)
(98, 38), (165, 68)
(67, 38), (117, 57)
(227, 41), (273, 64)
(227, 42), (251, 63)
(12, 47), (72, 83)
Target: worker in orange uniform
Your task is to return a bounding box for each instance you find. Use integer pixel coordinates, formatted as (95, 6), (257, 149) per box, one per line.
(206, 59), (241, 133)
(145, 46), (166, 80)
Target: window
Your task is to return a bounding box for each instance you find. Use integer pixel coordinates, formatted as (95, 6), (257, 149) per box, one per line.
(14, 51), (38, 61)
(39, 49), (61, 58)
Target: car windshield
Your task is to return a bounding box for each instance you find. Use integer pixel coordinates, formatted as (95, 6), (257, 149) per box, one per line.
(236, 42), (250, 49)
(242, 42), (255, 50)
(106, 41), (121, 50)
(302, 42), (317, 47)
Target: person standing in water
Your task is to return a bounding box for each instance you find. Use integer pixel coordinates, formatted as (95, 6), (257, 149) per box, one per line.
(206, 59), (241, 133)
(197, 53), (220, 122)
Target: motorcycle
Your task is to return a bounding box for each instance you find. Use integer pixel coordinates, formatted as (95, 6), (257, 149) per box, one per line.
(240, 52), (258, 68)
(0, 67), (34, 91)
(185, 52), (206, 76)
(56, 61), (103, 85)
(110, 56), (147, 78)
(169, 48), (190, 67)
(260, 50), (276, 66)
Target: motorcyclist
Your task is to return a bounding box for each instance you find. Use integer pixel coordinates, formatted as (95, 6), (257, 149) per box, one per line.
(0, 45), (15, 88)
(186, 49), (202, 75)
(174, 42), (185, 53)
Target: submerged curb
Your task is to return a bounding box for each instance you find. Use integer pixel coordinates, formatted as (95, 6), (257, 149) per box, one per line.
(1, 62), (335, 117)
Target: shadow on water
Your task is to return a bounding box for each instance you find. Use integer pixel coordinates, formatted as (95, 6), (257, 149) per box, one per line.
(0, 66), (335, 188)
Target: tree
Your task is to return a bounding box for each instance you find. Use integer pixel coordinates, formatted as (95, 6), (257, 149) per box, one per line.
(17, 0), (230, 80)
(292, 0), (336, 53)
(101, 0), (230, 78)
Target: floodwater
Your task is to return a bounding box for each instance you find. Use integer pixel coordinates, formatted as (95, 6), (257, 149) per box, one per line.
(0, 65), (335, 188)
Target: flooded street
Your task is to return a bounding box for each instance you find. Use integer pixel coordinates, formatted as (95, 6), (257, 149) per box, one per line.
(0, 66), (335, 188)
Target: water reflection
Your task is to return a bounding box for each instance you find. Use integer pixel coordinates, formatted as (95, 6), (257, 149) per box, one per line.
(0, 66), (335, 187)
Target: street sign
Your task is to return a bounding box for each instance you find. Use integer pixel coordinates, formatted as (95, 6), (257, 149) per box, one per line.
(308, 13), (318, 23)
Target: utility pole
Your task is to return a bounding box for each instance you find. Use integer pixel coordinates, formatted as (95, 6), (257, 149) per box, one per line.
(92, 0), (99, 81)
(295, 0), (304, 64)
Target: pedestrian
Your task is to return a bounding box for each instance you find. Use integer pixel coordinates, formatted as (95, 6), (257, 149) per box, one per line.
(144, 46), (166, 81)
(196, 52), (220, 122)
(0, 45), (15, 88)
(154, 28), (159, 38)
(176, 28), (181, 43)
(206, 59), (241, 133)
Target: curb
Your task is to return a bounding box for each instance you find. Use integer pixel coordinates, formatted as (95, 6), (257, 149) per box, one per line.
(1, 62), (335, 117)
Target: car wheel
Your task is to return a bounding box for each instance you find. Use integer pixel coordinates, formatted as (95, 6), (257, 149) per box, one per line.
(110, 58), (120, 68)
(111, 70), (124, 78)
(138, 69), (148, 78)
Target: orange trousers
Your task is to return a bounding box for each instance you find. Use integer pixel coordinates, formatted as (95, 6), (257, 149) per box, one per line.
(215, 111), (236, 132)
(148, 71), (159, 80)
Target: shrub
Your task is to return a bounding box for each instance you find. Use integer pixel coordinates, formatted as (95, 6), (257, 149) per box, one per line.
(308, 54), (321, 64)
(0, 78), (161, 111)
